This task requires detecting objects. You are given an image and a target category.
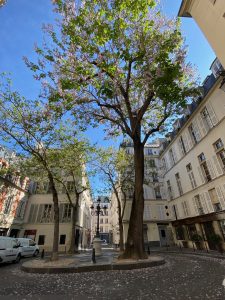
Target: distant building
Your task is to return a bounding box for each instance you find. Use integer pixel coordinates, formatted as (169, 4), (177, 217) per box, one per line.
(0, 146), (29, 237)
(91, 196), (112, 243)
(178, 0), (225, 68)
(110, 141), (172, 248)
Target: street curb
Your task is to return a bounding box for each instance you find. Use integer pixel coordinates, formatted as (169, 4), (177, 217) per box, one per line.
(152, 250), (225, 260)
(21, 256), (165, 274)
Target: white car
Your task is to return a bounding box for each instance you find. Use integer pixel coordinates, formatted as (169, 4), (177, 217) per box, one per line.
(17, 238), (39, 257)
(0, 236), (21, 264)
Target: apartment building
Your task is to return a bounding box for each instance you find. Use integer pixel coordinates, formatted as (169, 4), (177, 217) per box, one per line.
(178, 0), (225, 69)
(110, 141), (173, 248)
(161, 58), (225, 250)
(0, 146), (29, 237)
(22, 181), (92, 252)
(91, 196), (112, 243)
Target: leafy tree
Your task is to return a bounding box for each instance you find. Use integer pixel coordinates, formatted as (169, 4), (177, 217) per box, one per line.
(0, 75), (77, 261)
(25, 0), (199, 259)
(93, 147), (134, 252)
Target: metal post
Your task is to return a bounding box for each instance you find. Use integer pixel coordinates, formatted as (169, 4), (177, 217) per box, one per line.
(41, 249), (45, 259)
(147, 246), (150, 255)
(92, 248), (96, 263)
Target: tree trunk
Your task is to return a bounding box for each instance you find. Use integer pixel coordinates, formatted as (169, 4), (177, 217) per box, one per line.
(118, 214), (124, 252)
(48, 173), (59, 261)
(120, 140), (147, 259)
(68, 205), (78, 254)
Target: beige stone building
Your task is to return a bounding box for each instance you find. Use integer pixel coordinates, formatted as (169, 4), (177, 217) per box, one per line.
(110, 141), (173, 248)
(178, 0), (225, 69)
(161, 58), (225, 250)
(0, 146), (29, 237)
(21, 181), (92, 252)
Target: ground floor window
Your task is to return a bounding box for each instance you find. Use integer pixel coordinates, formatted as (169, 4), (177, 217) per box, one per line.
(59, 234), (66, 245)
(175, 226), (185, 240)
(38, 235), (45, 245)
(187, 224), (197, 240)
(219, 220), (225, 240)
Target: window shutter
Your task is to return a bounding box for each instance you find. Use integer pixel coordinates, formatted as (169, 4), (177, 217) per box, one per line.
(212, 155), (223, 176)
(206, 102), (218, 126)
(204, 192), (214, 213)
(197, 166), (206, 184)
(144, 205), (151, 220)
(192, 197), (198, 215)
(37, 204), (44, 223)
(199, 194), (208, 214)
(216, 186), (225, 209)
(188, 173), (195, 189)
(28, 204), (35, 222)
(182, 133), (189, 152)
(192, 120), (201, 141)
(206, 160), (216, 179)
(198, 115), (208, 137)
(59, 204), (64, 222)
(185, 132), (193, 150)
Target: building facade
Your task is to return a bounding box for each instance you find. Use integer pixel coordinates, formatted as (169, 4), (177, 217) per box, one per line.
(0, 146), (29, 237)
(178, 0), (225, 68)
(161, 59), (225, 250)
(110, 141), (173, 248)
(22, 181), (92, 252)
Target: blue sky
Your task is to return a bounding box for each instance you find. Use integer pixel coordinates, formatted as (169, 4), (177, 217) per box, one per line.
(0, 0), (216, 193)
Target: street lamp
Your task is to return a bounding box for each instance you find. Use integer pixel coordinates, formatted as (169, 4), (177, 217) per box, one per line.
(90, 197), (107, 256)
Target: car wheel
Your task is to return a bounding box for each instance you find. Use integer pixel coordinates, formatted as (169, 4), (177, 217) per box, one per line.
(33, 250), (39, 257)
(13, 253), (21, 264)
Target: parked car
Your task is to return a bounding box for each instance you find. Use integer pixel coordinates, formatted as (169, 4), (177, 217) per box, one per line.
(17, 238), (39, 257)
(0, 236), (21, 264)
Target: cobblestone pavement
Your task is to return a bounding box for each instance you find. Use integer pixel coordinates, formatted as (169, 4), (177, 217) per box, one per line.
(0, 253), (225, 299)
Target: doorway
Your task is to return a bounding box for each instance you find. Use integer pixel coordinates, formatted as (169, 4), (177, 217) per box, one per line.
(158, 225), (168, 247)
(202, 222), (216, 250)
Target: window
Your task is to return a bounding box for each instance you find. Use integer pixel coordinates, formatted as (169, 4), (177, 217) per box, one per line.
(66, 181), (74, 192)
(198, 153), (211, 182)
(179, 136), (186, 155)
(149, 159), (155, 167)
(186, 163), (197, 189)
(100, 218), (103, 224)
(167, 180), (173, 200)
(4, 195), (13, 214)
(208, 188), (221, 212)
(105, 218), (108, 224)
(154, 186), (161, 199)
(39, 204), (53, 223)
(59, 235), (66, 245)
(175, 226), (185, 240)
(61, 204), (72, 223)
(100, 226), (103, 232)
(214, 139), (225, 169)
(201, 107), (213, 130)
(146, 148), (153, 155)
(175, 173), (183, 196)
(194, 195), (204, 215)
(152, 172), (158, 182)
(38, 235), (45, 245)
(162, 158), (167, 171)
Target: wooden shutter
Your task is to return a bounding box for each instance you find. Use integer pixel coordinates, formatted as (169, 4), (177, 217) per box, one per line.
(216, 186), (225, 209)
(199, 194), (208, 214)
(144, 205), (151, 220)
(172, 147), (177, 163)
(197, 115), (208, 137)
(212, 155), (223, 176)
(182, 133), (189, 152)
(197, 166), (206, 184)
(204, 192), (214, 213)
(192, 120), (201, 141)
(192, 197), (198, 215)
(206, 159), (216, 179)
(185, 131), (193, 150)
(206, 102), (218, 126)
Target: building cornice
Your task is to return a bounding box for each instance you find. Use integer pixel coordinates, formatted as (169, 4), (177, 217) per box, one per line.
(178, 0), (194, 18)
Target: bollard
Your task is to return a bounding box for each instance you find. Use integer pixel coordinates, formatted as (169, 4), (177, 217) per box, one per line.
(41, 249), (45, 259)
(147, 246), (150, 255)
(92, 248), (96, 264)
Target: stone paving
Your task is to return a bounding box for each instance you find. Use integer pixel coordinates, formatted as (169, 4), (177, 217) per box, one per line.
(0, 250), (225, 299)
